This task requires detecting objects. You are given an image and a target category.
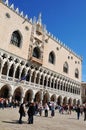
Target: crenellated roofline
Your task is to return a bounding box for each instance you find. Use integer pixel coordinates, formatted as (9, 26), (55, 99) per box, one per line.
(1, 0), (82, 61)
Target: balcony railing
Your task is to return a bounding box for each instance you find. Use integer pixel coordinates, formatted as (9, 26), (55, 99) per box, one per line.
(0, 74), (80, 98)
(30, 56), (43, 65)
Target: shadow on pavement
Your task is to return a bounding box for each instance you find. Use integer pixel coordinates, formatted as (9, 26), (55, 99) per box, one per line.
(2, 120), (27, 124)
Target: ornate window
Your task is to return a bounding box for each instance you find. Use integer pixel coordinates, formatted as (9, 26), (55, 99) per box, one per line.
(33, 47), (40, 59)
(49, 51), (55, 64)
(11, 30), (22, 47)
(2, 61), (8, 75)
(75, 68), (79, 78)
(63, 62), (68, 73)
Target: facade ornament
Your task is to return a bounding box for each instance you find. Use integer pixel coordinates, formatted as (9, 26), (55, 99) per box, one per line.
(5, 0), (9, 6)
(33, 16), (36, 24)
(20, 11), (24, 17)
(10, 4), (14, 10)
(25, 14), (28, 19)
(15, 8), (19, 14)
(37, 13), (42, 26)
(29, 18), (32, 23)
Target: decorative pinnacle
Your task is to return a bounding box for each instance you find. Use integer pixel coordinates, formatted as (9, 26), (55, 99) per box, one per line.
(5, 0), (9, 6)
(38, 13), (42, 25)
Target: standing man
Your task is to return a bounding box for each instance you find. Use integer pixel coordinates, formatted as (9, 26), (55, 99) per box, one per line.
(83, 103), (86, 121)
(18, 103), (26, 124)
(27, 102), (35, 124)
(76, 104), (80, 120)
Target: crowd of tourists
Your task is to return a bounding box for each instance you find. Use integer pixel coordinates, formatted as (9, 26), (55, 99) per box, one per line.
(18, 101), (86, 124)
(0, 98), (86, 124)
(0, 98), (20, 108)
(18, 101), (56, 124)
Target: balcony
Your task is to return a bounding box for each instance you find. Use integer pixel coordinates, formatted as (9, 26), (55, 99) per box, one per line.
(30, 56), (43, 65)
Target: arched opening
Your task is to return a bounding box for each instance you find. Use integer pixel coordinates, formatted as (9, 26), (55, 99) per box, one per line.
(13, 87), (23, 102)
(0, 85), (12, 98)
(31, 71), (36, 83)
(63, 97), (67, 105)
(21, 68), (26, 79)
(44, 76), (47, 86)
(33, 47), (41, 59)
(26, 69), (31, 82)
(57, 96), (62, 105)
(49, 51), (55, 64)
(63, 62), (68, 73)
(40, 74), (43, 85)
(36, 73), (40, 84)
(11, 30), (22, 47)
(75, 68), (79, 78)
(68, 98), (72, 105)
(34, 91), (42, 103)
(48, 77), (50, 87)
(2, 62), (8, 75)
(15, 66), (20, 79)
(24, 89), (33, 102)
(9, 64), (14, 77)
(51, 94), (56, 102)
(43, 91), (50, 104)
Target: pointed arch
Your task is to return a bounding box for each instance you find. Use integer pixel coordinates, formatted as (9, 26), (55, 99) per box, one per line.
(43, 91), (50, 104)
(33, 47), (41, 59)
(40, 74), (43, 85)
(49, 51), (55, 64)
(44, 75), (47, 86)
(51, 94), (56, 102)
(24, 89), (33, 102)
(10, 30), (22, 47)
(36, 72), (40, 84)
(57, 96), (62, 105)
(75, 68), (79, 78)
(26, 69), (31, 81)
(34, 91), (42, 102)
(9, 64), (14, 77)
(2, 61), (8, 75)
(15, 66), (20, 79)
(63, 97), (67, 105)
(21, 68), (26, 79)
(13, 87), (23, 102)
(0, 84), (12, 98)
(31, 71), (36, 83)
(63, 61), (68, 73)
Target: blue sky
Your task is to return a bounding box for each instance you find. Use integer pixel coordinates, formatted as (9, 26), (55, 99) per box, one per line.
(6, 0), (86, 81)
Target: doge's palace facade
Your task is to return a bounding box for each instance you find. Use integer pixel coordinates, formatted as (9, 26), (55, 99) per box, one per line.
(0, 0), (82, 105)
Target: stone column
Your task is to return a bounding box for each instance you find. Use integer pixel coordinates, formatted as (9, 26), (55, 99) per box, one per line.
(34, 75), (37, 84)
(6, 63), (10, 80)
(29, 72), (32, 82)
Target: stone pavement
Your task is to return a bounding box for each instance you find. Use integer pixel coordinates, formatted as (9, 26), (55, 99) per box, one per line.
(0, 107), (86, 130)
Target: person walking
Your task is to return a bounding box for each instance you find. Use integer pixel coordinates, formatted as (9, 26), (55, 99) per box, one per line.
(44, 103), (49, 117)
(27, 102), (35, 124)
(38, 102), (43, 116)
(50, 102), (55, 117)
(18, 103), (26, 124)
(83, 103), (86, 121)
(76, 104), (80, 120)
